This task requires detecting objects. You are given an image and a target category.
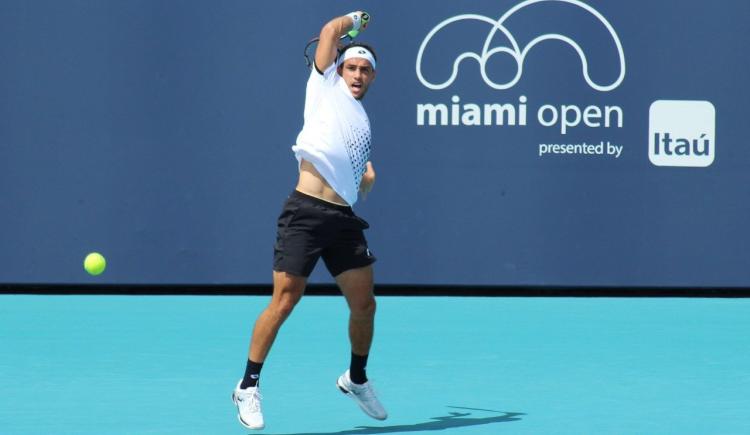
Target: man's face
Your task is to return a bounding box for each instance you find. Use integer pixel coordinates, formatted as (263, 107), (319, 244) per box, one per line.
(338, 58), (376, 100)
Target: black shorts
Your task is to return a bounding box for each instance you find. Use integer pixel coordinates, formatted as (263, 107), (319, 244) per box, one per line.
(273, 190), (376, 277)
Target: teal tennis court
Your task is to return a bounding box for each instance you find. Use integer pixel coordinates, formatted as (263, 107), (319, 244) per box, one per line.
(2, 295), (749, 434)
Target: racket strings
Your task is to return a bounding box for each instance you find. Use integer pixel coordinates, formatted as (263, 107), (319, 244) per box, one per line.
(304, 35), (354, 69)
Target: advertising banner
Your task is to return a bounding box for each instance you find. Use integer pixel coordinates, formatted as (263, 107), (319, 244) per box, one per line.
(1, 1), (748, 286)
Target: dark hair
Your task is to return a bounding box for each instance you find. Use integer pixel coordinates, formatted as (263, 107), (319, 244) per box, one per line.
(338, 41), (378, 63)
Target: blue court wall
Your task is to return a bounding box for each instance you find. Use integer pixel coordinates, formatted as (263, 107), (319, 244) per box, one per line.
(1, 0), (749, 287)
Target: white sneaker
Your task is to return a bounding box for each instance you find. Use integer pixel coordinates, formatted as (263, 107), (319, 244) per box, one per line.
(231, 380), (265, 430)
(336, 370), (388, 420)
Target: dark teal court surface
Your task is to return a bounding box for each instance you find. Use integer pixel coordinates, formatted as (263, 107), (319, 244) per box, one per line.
(2, 295), (749, 434)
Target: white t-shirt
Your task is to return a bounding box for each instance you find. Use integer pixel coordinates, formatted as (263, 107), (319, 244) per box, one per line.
(293, 63), (371, 206)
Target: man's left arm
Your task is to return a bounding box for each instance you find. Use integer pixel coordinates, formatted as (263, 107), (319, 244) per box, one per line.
(360, 161), (376, 199)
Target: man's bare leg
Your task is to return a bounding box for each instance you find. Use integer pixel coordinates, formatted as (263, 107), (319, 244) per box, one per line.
(248, 270), (307, 363)
(336, 265), (376, 357)
(334, 265), (387, 420)
(233, 272), (305, 430)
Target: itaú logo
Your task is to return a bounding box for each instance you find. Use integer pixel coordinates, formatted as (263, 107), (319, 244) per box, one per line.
(415, 0), (626, 92)
(649, 101), (716, 167)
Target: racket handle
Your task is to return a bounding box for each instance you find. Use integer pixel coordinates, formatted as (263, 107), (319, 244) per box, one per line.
(346, 11), (370, 39)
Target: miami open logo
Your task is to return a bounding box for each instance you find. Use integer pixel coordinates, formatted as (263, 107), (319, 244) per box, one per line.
(416, 0), (626, 92)
(414, 0), (627, 136)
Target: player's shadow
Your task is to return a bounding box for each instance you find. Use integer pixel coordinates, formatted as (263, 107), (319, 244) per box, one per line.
(267, 406), (525, 435)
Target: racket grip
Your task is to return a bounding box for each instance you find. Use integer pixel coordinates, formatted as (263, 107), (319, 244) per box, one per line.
(346, 11), (370, 39)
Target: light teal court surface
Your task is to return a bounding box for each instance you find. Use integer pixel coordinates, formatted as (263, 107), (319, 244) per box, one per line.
(2, 295), (749, 434)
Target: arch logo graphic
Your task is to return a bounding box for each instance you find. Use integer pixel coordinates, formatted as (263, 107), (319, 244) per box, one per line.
(416, 0), (626, 92)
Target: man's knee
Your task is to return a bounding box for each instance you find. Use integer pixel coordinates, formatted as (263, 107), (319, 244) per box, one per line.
(350, 296), (376, 318)
(273, 296), (300, 320)
(270, 276), (305, 320)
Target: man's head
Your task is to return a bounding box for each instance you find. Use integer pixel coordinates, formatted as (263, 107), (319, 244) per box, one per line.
(337, 43), (377, 100)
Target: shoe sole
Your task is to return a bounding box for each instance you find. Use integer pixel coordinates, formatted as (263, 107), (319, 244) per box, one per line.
(336, 377), (388, 421)
(231, 392), (265, 430)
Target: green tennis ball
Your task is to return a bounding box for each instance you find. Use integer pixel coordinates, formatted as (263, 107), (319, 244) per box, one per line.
(84, 252), (106, 276)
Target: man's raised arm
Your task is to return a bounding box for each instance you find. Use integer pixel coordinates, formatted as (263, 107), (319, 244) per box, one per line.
(314, 11), (370, 72)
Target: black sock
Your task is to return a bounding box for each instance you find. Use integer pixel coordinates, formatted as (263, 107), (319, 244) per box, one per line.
(350, 352), (369, 384)
(240, 359), (263, 389)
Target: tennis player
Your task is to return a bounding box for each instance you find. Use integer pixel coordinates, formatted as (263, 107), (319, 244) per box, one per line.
(231, 11), (386, 430)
